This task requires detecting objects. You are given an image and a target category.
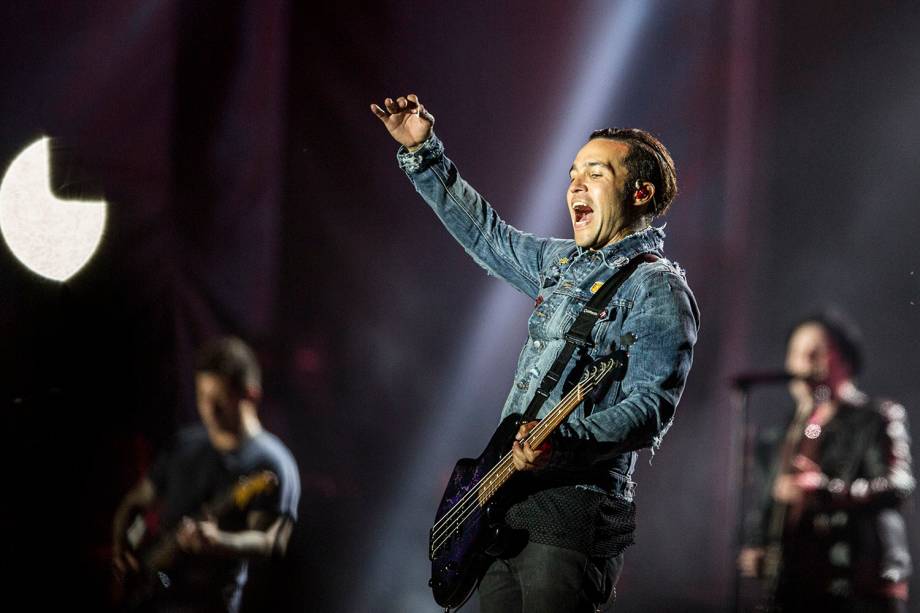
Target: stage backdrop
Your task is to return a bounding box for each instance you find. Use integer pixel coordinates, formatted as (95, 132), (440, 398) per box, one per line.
(1, 1), (917, 611)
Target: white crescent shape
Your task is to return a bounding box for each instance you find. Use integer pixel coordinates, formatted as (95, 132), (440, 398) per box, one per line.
(0, 137), (107, 282)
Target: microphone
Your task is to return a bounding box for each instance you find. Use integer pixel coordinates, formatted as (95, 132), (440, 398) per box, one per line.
(729, 371), (807, 389)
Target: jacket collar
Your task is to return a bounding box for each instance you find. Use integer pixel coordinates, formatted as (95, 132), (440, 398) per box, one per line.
(575, 225), (665, 265)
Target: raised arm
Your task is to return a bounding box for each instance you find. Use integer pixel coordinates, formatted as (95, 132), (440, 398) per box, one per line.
(371, 94), (567, 298)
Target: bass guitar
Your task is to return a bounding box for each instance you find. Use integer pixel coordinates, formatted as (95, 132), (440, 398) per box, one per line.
(428, 356), (624, 610)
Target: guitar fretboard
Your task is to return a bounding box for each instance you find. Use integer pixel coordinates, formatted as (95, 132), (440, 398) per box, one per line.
(430, 359), (617, 558)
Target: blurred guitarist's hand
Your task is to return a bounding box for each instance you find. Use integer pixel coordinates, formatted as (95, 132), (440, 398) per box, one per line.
(112, 542), (140, 579)
(512, 421), (552, 472)
(111, 477), (156, 580)
(738, 547), (764, 578)
(772, 454), (827, 504)
(176, 517), (222, 554)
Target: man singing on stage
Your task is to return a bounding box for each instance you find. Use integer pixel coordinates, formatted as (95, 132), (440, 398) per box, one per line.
(372, 94), (699, 612)
(739, 312), (913, 612)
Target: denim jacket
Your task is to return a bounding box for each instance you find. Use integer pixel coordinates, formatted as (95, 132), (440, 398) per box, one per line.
(398, 134), (700, 500)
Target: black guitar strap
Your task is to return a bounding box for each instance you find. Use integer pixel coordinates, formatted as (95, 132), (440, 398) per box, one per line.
(519, 252), (658, 424)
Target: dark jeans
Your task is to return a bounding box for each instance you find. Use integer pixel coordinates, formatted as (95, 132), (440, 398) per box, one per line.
(478, 542), (624, 613)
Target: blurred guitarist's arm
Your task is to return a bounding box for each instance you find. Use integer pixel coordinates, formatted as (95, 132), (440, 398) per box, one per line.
(821, 401), (915, 510)
(767, 404), (914, 513)
(112, 477), (156, 576)
(175, 510), (294, 559)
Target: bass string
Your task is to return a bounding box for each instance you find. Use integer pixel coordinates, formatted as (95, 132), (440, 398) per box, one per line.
(529, 361), (613, 446)
(430, 406), (577, 551)
(430, 363), (612, 552)
(430, 461), (515, 555)
(431, 456), (521, 555)
(430, 362), (611, 548)
(429, 383), (588, 546)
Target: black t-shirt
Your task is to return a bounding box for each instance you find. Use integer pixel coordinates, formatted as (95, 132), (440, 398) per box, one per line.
(504, 479), (636, 558)
(148, 424), (300, 610)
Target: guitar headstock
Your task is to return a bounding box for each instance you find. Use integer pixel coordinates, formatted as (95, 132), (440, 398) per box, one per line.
(232, 471), (278, 509)
(580, 356), (620, 384)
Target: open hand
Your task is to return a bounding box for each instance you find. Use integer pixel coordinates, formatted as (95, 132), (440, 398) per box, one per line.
(370, 94), (434, 149)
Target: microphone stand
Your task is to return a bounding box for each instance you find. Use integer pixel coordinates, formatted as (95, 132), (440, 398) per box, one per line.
(729, 375), (815, 612)
(729, 381), (753, 613)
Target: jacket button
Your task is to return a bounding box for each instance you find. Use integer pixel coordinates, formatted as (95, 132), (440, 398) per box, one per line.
(533, 340), (543, 349)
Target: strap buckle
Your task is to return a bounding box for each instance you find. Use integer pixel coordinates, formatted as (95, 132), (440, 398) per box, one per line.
(563, 332), (594, 348)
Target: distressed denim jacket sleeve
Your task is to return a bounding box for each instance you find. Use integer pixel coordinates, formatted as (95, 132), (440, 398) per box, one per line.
(398, 133), (568, 300)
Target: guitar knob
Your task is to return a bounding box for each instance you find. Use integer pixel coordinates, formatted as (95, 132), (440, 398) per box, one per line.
(156, 571), (171, 589)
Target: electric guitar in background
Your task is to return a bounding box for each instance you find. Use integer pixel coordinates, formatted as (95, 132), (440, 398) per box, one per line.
(114, 470), (278, 610)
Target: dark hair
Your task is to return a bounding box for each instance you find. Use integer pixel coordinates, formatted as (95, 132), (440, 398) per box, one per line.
(788, 310), (864, 376)
(195, 336), (262, 395)
(588, 127), (678, 218)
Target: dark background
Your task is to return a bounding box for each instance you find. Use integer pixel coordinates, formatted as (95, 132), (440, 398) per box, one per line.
(1, 1), (918, 611)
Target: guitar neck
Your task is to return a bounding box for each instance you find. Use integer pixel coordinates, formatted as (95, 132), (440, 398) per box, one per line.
(139, 471), (277, 571)
(524, 387), (587, 449)
(475, 361), (615, 507)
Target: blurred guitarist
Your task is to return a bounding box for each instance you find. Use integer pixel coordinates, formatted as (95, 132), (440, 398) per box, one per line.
(112, 337), (301, 613)
(372, 94), (700, 612)
(738, 312), (913, 612)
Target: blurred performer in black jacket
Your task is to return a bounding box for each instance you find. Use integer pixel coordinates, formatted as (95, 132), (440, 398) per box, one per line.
(739, 312), (913, 613)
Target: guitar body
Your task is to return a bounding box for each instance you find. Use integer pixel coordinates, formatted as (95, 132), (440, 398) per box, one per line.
(114, 471), (277, 611)
(113, 516), (183, 610)
(427, 357), (622, 610)
(429, 413), (524, 609)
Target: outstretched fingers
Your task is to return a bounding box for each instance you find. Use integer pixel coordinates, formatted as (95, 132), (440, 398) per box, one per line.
(372, 95), (422, 117)
(384, 97), (401, 114)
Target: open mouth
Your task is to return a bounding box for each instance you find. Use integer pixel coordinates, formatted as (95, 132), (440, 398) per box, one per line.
(572, 202), (594, 228)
